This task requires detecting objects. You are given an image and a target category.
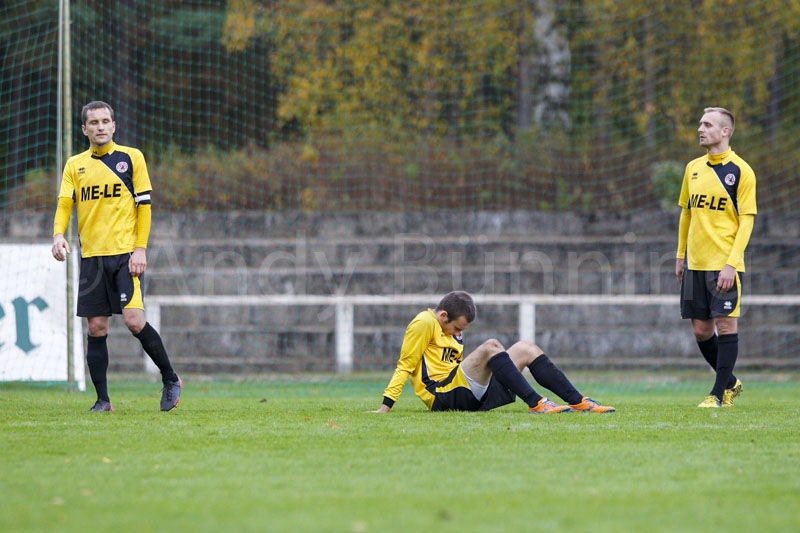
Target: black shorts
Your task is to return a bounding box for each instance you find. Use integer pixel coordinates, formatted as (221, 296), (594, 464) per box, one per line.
(680, 268), (743, 320)
(77, 253), (144, 317)
(430, 366), (516, 412)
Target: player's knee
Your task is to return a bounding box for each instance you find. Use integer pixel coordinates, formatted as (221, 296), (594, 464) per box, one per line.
(692, 322), (714, 339)
(512, 340), (544, 358)
(88, 325), (108, 336)
(123, 315), (145, 334)
(715, 320), (737, 336)
(87, 319), (108, 337)
(481, 338), (505, 353)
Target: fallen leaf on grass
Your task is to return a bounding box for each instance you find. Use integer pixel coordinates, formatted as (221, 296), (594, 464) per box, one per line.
(328, 422), (340, 429)
(437, 509), (453, 521)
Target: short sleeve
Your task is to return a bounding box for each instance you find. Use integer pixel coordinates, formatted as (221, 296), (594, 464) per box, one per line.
(737, 163), (757, 216)
(58, 159), (76, 200)
(131, 149), (153, 194)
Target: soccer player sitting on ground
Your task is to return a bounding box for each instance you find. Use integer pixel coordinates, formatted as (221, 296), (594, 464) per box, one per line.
(371, 291), (614, 414)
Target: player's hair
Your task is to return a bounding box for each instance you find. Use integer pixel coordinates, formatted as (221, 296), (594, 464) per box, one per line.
(704, 106), (735, 137)
(81, 101), (115, 124)
(436, 291), (477, 323)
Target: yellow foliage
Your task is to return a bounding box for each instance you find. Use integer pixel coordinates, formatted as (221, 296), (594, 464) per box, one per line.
(301, 187), (317, 211)
(221, 0), (259, 52)
(211, 0), (800, 212)
(301, 143), (319, 166)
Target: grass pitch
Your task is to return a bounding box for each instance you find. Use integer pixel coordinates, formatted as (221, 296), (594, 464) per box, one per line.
(2, 376), (799, 533)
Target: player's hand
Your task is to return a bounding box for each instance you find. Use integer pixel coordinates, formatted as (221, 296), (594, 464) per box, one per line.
(52, 234), (70, 261)
(717, 264), (736, 292)
(675, 258), (684, 284)
(129, 247), (147, 276)
(368, 405), (391, 413)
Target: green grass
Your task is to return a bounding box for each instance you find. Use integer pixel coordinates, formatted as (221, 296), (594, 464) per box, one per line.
(2, 377), (800, 533)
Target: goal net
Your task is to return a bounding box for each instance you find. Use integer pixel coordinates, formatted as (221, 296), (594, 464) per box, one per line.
(2, 0), (799, 382)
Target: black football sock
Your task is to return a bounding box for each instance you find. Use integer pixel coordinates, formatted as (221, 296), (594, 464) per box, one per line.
(710, 334), (738, 399)
(698, 335), (737, 389)
(527, 354), (584, 405)
(487, 351), (542, 408)
(133, 322), (178, 383)
(86, 334), (110, 402)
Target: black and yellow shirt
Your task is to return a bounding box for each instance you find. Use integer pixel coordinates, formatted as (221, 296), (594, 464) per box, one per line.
(677, 148), (757, 271)
(57, 142), (152, 257)
(383, 309), (465, 410)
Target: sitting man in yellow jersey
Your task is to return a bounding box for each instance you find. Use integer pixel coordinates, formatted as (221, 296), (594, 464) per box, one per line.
(51, 100), (182, 412)
(372, 291), (614, 414)
(675, 107), (756, 408)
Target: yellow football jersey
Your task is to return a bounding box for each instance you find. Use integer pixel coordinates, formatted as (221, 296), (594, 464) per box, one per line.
(383, 309), (466, 410)
(677, 148), (757, 271)
(58, 142), (152, 257)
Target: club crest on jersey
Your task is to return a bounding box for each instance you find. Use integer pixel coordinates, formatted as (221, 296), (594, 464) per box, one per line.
(724, 173), (736, 186)
(116, 161), (129, 173)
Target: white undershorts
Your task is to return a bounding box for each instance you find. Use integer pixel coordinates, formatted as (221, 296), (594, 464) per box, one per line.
(460, 366), (490, 401)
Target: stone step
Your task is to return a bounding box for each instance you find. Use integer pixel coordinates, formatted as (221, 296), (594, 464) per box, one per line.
(135, 301), (799, 328)
(8, 209), (800, 241)
(149, 211), (683, 240)
(141, 269), (800, 296)
(144, 238), (798, 270)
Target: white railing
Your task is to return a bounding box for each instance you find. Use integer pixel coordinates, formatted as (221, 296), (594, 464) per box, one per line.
(143, 293), (800, 373)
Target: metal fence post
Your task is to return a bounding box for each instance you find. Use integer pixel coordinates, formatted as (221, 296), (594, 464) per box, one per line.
(335, 299), (354, 373)
(518, 301), (536, 343)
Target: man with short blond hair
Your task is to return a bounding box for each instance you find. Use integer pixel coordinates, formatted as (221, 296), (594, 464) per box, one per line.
(675, 107), (756, 408)
(703, 106), (735, 134)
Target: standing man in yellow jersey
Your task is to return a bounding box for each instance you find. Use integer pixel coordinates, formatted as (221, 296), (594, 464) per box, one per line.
(372, 291), (614, 414)
(675, 107), (756, 408)
(51, 101), (182, 412)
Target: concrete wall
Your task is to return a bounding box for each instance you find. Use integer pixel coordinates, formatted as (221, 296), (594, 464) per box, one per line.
(6, 210), (799, 373)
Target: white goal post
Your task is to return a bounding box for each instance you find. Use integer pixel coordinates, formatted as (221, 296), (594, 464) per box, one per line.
(144, 293), (800, 374)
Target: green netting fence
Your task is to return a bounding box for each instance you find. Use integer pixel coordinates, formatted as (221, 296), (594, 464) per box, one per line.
(5, 0), (800, 212)
(2, 0), (799, 380)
